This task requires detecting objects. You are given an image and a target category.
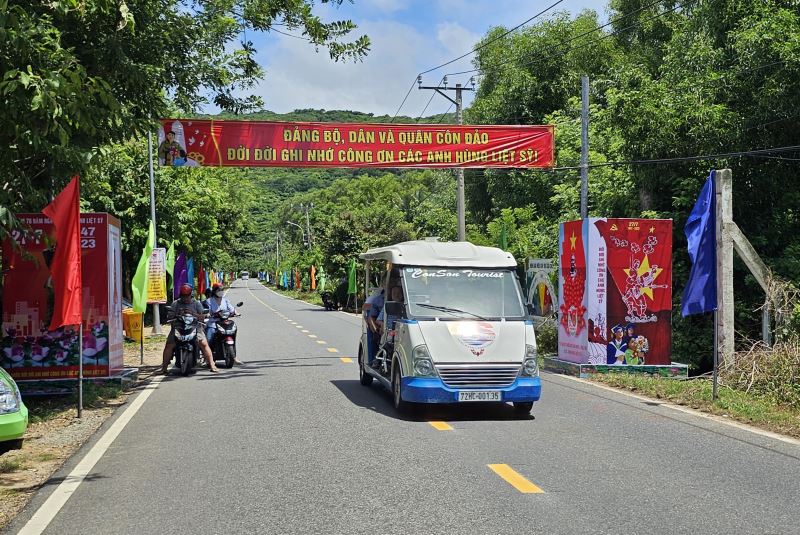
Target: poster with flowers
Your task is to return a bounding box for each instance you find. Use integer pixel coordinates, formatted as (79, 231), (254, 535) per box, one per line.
(1, 213), (124, 380)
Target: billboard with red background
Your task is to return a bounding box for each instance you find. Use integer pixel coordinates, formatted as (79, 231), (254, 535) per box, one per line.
(1, 213), (124, 380)
(558, 218), (673, 366)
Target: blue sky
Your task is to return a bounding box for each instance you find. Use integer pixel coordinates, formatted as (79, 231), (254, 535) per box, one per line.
(235, 0), (610, 116)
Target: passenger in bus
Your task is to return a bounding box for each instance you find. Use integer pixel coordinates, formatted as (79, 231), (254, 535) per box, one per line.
(376, 284), (404, 337)
(363, 288), (384, 365)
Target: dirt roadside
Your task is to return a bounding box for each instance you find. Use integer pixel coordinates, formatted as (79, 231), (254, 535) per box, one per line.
(0, 334), (165, 531)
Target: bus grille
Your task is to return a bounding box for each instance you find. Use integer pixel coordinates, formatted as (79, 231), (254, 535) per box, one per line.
(435, 364), (520, 388)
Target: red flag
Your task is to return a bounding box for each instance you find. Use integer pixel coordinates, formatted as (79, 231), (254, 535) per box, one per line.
(42, 176), (82, 330)
(198, 264), (206, 295)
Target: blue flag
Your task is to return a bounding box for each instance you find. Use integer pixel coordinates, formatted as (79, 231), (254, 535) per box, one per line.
(681, 171), (718, 316)
(186, 258), (195, 289)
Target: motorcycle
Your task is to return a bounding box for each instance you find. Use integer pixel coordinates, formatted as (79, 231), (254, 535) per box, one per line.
(170, 313), (201, 376)
(321, 291), (336, 311)
(209, 301), (243, 368)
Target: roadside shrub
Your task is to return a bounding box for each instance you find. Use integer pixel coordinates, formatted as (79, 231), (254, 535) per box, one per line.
(535, 319), (557, 356)
(721, 338), (800, 409)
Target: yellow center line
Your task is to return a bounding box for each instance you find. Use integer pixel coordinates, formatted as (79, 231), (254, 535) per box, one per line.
(428, 421), (453, 431)
(308, 334), (317, 338)
(301, 330), (309, 333)
(488, 464), (544, 494)
(327, 347), (339, 353)
(340, 357), (353, 363)
(316, 340), (327, 345)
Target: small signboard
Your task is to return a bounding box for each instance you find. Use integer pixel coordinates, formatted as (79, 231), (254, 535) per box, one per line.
(525, 258), (556, 318)
(147, 248), (167, 304)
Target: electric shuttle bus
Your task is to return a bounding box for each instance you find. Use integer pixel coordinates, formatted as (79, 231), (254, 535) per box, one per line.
(357, 239), (541, 414)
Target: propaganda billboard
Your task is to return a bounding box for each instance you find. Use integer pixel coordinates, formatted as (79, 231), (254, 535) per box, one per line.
(558, 218), (673, 366)
(1, 213), (124, 380)
(157, 119), (554, 169)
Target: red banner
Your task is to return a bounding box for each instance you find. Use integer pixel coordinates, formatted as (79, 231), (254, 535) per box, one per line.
(157, 119), (554, 169)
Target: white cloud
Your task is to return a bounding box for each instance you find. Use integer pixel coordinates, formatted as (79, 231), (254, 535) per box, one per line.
(254, 20), (469, 117)
(436, 21), (481, 58)
(364, 0), (407, 13)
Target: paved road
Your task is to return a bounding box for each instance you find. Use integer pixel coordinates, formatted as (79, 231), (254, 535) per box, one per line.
(8, 279), (800, 534)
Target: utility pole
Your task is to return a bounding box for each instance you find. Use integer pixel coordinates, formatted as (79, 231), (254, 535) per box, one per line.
(300, 203), (313, 247)
(580, 75), (589, 220)
(418, 75), (475, 241)
(147, 131), (162, 335)
(275, 231), (280, 274)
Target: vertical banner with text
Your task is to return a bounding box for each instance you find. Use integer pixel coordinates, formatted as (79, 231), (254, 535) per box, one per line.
(147, 248), (167, 304)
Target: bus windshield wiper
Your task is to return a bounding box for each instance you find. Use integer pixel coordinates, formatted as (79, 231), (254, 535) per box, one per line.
(414, 303), (488, 321)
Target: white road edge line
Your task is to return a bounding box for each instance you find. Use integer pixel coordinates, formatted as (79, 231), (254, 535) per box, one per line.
(554, 374), (800, 446)
(18, 375), (166, 535)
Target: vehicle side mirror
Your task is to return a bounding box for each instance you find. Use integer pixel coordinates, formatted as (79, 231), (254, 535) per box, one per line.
(202, 306), (210, 314)
(236, 302), (244, 307)
(385, 301), (404, 317)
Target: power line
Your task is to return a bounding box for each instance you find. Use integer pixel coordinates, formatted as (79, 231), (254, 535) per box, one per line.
(392, 2), (567, 122)
(390, 78), (418, 123)
(436, 102), (455, 123)
(416, 77), (445, 122)
(418, 0), (567, 76)
(447, 0), (683, 77)
(270, 28), (310, 41)
(550, 144), (800, 170)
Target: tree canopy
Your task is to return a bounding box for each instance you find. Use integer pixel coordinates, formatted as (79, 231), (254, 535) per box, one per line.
(0, 0), (369, 237)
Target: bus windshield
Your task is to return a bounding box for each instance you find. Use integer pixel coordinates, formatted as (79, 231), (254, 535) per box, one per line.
(401, 267), (525, 320)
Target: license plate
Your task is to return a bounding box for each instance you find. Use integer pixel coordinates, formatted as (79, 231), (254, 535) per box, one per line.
(458, 390), (501, 402)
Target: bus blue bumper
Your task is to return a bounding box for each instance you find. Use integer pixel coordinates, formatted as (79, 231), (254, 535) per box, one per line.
(400, 376), (541, 404)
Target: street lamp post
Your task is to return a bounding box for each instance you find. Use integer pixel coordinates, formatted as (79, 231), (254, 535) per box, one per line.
(300, 203), (313, 247)
(286, 220), (306, 247)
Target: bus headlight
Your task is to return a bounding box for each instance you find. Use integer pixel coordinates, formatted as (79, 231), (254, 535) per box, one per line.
(412, 345), (435, 376)
(521, 345), (539, 377)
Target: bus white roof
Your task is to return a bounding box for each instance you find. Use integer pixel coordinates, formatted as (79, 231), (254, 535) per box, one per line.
(360, 240), (516, 268)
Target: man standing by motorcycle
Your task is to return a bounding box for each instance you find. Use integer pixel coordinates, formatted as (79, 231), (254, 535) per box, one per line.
(162, 284), (219, 374)
(206, 283), (242, 365)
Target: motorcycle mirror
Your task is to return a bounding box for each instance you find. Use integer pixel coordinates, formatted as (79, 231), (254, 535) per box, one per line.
(203, 306), (210, 313)
(236, 302), (244, 307)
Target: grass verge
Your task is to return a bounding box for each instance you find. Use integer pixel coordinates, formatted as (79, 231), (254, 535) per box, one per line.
(264, 285), (325, 307)
(590, 374), (800, 439)
(0, 459), (26, 474)
(27, 382), (124, 424)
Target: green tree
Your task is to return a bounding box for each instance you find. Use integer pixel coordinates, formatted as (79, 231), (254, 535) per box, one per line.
(0, 0), (369, 235)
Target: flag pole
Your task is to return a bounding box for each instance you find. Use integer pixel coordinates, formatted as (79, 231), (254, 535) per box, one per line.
(712, 310), (719, 401)
(78, 324), (83, 418)
(140, 313), (144, 365)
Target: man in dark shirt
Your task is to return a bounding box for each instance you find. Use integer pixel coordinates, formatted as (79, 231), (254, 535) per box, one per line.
(161, 284), (218, 373)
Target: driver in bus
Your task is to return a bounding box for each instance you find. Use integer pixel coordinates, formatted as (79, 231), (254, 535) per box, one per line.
(376, 284), (404, 340)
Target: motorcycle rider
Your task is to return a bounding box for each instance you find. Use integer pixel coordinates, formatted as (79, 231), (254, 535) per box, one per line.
(206, 283), (242, 365)
(162, 283), (219, 374)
